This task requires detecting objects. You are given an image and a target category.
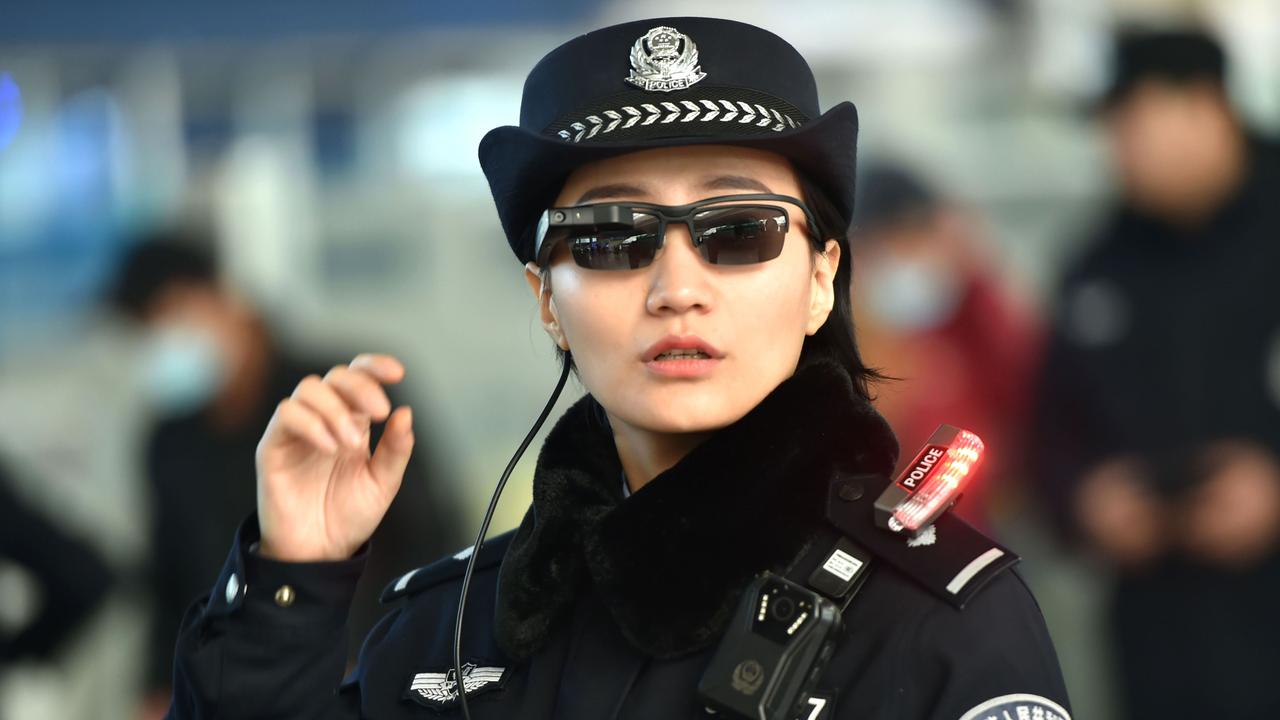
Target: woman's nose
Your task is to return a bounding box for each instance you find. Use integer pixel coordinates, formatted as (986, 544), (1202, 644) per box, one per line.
(644, 222), (715, 316)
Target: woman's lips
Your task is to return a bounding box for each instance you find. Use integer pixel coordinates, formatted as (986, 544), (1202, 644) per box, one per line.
(642, 334), (724, 363)
(645, 356), (723, 378)
(641, 334), (725, 378)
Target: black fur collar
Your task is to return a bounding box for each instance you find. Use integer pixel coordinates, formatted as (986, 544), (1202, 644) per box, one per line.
(493, 356), (899, 661)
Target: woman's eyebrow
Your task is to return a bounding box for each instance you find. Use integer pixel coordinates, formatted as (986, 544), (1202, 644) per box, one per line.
(701, 175), (773, 193)
(571, 175), (772, 204)
(573, 183), (650, 204)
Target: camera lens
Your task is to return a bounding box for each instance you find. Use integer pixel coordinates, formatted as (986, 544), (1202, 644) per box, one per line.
(552, 211), (567, 223)
(771, 596), (795, 622)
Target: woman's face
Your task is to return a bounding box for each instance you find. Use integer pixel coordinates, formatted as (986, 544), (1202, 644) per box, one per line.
(524, 144), (840, 435)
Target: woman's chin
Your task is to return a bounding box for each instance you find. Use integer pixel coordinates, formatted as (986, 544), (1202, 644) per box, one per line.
(620, 395), (752, 435)
(595, 367), (779, 435)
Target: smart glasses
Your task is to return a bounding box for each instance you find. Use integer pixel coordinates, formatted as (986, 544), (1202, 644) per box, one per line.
(534, 193), (822, 270)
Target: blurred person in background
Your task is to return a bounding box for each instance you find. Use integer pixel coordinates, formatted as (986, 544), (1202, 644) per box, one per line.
(0, 458), (113, 668)
(106, 231), (464, 716)
(852, 164), (1042, 531)
(1033, 27), (1280, 720)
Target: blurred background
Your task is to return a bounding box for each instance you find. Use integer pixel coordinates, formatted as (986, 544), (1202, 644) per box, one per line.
(1, 0), (1277, 718)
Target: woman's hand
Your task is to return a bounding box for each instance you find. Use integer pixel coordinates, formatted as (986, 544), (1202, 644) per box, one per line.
(255, 353), (415, 561)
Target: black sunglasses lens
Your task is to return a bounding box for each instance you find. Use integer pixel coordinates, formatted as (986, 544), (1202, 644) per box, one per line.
(569, 211), (662, 270)
(693, 206), (788, 265)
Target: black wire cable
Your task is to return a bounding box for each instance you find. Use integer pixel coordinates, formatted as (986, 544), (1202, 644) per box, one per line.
(453, 352), (572, 720)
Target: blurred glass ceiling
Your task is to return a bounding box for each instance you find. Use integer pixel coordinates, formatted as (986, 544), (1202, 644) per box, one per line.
(0, 0), (605, 42)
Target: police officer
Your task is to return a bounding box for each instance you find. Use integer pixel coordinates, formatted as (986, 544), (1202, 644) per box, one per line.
(167, 17), (1071, 719)
(1034, 28), (1280, 720)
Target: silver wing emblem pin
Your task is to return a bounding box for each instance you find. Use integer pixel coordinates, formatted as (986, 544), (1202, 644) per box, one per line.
(406, 662), (508, 709)
(625, 25), (708, 92)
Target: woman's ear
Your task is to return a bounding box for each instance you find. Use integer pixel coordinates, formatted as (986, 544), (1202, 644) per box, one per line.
(524, 261), (570, 350)
(806, 240), (841, 335)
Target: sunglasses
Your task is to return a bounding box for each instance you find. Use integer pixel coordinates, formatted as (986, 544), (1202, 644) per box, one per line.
(534, 193), (822, 270)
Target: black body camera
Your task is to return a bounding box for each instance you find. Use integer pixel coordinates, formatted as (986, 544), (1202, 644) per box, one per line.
(697, 572), (841, 719)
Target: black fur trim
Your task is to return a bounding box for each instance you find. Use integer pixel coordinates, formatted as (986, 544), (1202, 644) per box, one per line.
(493, 356), (899, 660)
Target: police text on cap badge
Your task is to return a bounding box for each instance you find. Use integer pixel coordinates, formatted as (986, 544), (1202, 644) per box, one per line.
(626, 26), (707, 92)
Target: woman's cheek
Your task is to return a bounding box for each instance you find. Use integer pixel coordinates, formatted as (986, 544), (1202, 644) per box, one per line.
(731, 277), (809, 365)
(554, 282), (636, 390)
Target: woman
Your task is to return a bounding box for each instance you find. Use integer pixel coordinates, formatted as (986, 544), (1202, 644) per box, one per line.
(168, 17), (1071, 720)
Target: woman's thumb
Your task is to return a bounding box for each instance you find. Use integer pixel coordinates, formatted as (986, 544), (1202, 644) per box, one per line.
(370, 406), (414, 493)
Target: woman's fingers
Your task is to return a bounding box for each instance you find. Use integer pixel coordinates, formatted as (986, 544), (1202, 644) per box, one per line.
(292, 375), (366, 448)
(256, 353), (410, 563)
(369, 405), (414, 493)
(349, 353), (405, 385)
(324, 364), (394, 422)
(267, 353), (406, 457)
(271, 398), (340, 453)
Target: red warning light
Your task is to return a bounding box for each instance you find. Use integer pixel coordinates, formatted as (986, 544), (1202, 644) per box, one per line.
(874, 425), (985, 535)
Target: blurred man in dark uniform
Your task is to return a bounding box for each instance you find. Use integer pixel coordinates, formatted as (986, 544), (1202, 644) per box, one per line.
(107, 232), (464, 714)
(1033, 28), (1280, 720)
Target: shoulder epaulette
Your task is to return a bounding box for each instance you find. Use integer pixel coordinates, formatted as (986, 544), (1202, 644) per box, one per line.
(380, 529), (516, 604)
(823, 472), (1019, 609)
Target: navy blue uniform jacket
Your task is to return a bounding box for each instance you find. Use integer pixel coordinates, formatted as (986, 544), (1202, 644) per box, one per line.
(167, 357), (1072, 719)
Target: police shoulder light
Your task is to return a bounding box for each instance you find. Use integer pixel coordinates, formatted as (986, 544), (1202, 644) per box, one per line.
(874, 424), (984, 535)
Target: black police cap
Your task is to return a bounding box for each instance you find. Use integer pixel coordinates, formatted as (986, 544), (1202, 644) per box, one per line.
(478, 17), (859, 264)
(1097, 27), (1227, 111)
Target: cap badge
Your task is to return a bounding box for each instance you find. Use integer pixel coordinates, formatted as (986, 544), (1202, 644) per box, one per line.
(626, 26), (707, 92)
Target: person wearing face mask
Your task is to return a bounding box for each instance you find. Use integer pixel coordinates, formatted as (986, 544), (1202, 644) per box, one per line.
(164, 18), (1071, 720)
(851, 164), (1043, 531)
(105, 234), (464, 717)
(1032, 27), (1280, 720)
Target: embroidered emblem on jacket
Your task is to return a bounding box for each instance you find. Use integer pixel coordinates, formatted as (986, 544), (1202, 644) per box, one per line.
(958, 693), (1072, 720)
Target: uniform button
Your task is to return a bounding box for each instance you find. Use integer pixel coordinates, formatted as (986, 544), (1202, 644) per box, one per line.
(838, 481), (864, 502)
(225, 573), (240, 604)
(274, 585), (296, 608)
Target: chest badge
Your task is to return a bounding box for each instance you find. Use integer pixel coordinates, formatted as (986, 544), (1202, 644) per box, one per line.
(405, 662), (507, 710)
(626, 26), (707, 92)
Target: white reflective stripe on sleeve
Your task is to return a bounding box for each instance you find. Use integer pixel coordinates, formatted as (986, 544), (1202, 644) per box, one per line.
(394, 568), (420, 593)
(945, 548), (1005, 595)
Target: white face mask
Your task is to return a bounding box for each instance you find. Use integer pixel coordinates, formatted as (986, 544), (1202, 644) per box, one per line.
(139, 324), (228, 416)
(862, 256), (963, 332)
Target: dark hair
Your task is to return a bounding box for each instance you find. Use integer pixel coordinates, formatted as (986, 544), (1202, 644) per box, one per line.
(795, 173), (885, 401)
(107, 229), (219, 321)
(1101, 28), (1228, 110)
(541, 170), (883, 401)
(854, 163), (941, 236)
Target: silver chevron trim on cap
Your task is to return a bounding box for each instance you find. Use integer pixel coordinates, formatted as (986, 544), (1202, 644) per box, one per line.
(554, 99), (800, 142)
